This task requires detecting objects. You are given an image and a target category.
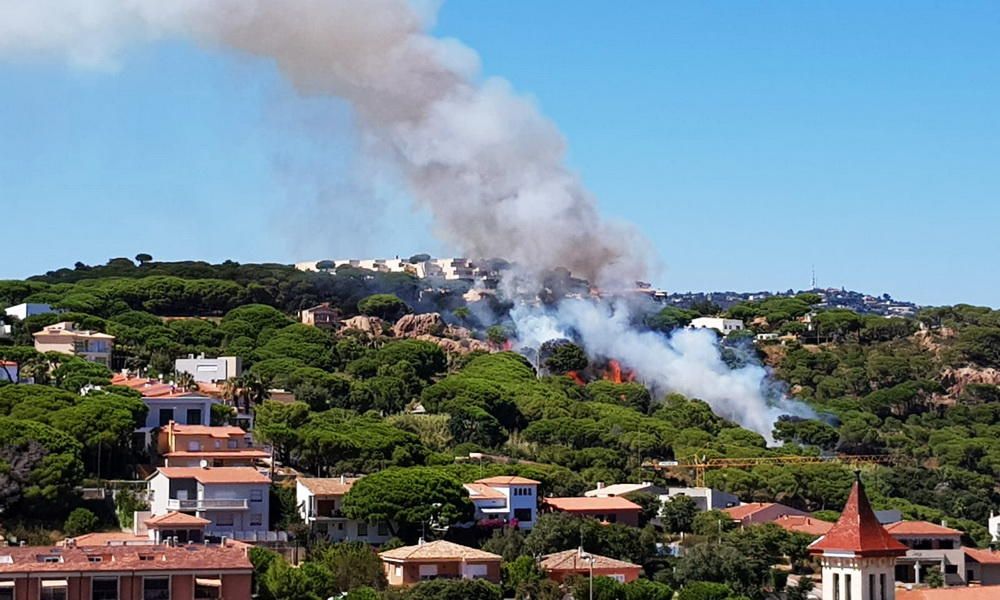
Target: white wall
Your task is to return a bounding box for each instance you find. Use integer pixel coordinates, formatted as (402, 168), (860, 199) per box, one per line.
(4, 303), (55, 320)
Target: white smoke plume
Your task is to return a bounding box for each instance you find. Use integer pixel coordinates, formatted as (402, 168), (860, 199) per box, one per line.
(0, 0), (648, 289)
(511, 299), (815, 442)
(0, 0), (812, 435)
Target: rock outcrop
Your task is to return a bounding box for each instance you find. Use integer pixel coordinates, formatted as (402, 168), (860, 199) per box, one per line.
(392, 313), (445, 338)
(340, 315), (386, 336)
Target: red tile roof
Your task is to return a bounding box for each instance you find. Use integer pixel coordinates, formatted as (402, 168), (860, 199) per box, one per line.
(809, 476), (908, 557)
(465, 483), (507, 501)
(166, 423), (246, 437)
(898, 588), (1000, 600)
(963, 546), (1000, 565)
(475, 476), (540, 486)
(773, 515), (834, 536)
(884, 520), (963, 537)
(297, 477), (360, 496)
(144, 512), (211, 528)
(380, 540), (501, 562)
(724, 502), (777, 520)
(63, 532), (148, 546)
(0, 544), (251, 573)
(543, 497), (642, 512)
(154, 467), (269, 485)
(540, 549), (641, 573)
(164, 449), (268, 460)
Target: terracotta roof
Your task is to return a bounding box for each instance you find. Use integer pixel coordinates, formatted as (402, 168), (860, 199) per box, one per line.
(540, 549), (641, 572)
(464, 483), (507, 501)
(166, 423), (246, 437)
(721, 502), (808, 522)
(475, 476), (540, 486)
(63, 532), (148, 546)
(884, 520), (963, 537)
(544, 497), (642, 512)
(0, 543), (251, 573)
(773, 515), (833, 536)
(0, 361), (17, 366)
(380, 540), (500, 562)
(809, 477), (908, 557)
(897, 588), (1000, 600)
(298, 477), (360, 496)
(154, 467), (269, 485)
(963, 547), (1000, 565)
(144, 512), (211, 528)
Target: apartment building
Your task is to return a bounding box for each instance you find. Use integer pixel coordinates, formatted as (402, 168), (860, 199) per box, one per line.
(147, 467), (270, 537)
(0, 542), (251, 600)
(296, 477), (393, 544)
(157, 422), (266, 468)
(463, 476), (540, 530)
(33, 322), (114, 366)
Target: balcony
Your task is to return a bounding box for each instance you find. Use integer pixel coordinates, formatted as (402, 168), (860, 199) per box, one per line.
(166, 498), (248, 511)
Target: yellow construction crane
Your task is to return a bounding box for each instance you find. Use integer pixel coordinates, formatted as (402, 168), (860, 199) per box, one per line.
(644, 454), (896, 487)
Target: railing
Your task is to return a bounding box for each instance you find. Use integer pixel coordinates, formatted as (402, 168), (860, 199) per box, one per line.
(166, 498), (248, 511)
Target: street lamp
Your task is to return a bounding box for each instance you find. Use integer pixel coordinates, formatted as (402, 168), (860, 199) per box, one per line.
(579, 550), (595, 600)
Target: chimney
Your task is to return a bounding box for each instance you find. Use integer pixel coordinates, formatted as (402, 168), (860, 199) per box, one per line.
(340, 474), (346, 484)
(417, 537), (426, 546)
(596, 482), (604, 490)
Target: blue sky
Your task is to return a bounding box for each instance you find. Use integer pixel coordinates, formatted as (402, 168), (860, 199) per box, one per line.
(1, 2), (998, 306)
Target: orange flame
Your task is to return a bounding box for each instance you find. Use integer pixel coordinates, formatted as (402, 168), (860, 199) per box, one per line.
(603, 359), (635, 384)
(566, 371), (586, 386)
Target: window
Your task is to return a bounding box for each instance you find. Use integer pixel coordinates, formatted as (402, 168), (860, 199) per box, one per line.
(0, 584), (12, 600)
(158, 409), (174, 427)
(215, 513), (234, 527)
(377, 522), (389, 536)
(194, 579), (220, 600)
(845, 574), (852, 600)
(610, 574), (626, 583)
(41, 583), (67, 600)
(227, 439), (238, 449)
(92, 578), (119, 600)
(514, 508), (533, 522)
(869, 574), (875, 600)
(357, 522), (368, 537)
(186, 409), (203, 425)
(250, 513), (263, 527)
(250, 489), (263, 502)
(833, 574), (840, 600)
(879, 574), (886, 600)
(187, 441), (201, 452)
(945, 564), (958, 574)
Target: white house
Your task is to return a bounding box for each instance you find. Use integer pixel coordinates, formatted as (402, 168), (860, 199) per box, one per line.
(464, 476), (540, 530)
(665, 487), (741, 511)
(147, 467), (270, 537)
(174, 355), (242, 383)
(296, 476), (394, 544)
(4, 303), (57, 321)
(137, 391), (218, 448)
(585, 482), (666, 498)
(689, 317), (745, 334)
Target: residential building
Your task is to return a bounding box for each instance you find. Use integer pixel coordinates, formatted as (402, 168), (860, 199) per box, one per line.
(141, 511), (212, 545)
(379, 540), (501, 586)
(146, 467), (270, 537)
(0, 542), (252, 600)
(989, 512), (1000, 543)
(539, 549), (642, 584)
(960, 547), (1000, 586)
(665, 487), (740, 511)
(173, 355), (241, 383)
(299, 303), (340, 329)
(884, 520), (966, 585)
(688, 317), (745, 334)
(585, 482), (665, 498)
(157, 422), (266, 468)
(899, 589), (1000, 600)
(724, 502), (808, 526)
(464, 476), (540, 530)
(33, 322), (114, 366)
(3, 303), (57, 321)
(295, 476), (393, 544)
(809, 475), (908, 600)
(542, 497), (642, 527)
(0, 361), (18, 383)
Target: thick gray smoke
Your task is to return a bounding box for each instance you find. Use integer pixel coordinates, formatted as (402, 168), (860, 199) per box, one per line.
(0, 0), (648, 289)
(0, 0), (811, 436)
(511, 300), (815, 442)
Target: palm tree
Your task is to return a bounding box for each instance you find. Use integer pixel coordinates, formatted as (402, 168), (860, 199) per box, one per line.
(221, 377), (241, 407)
(241, 373), (270, 415)
(173, 371), (198, 392)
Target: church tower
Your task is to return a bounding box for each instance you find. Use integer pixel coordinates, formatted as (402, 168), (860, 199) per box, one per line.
(809, 473), (907, 600)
